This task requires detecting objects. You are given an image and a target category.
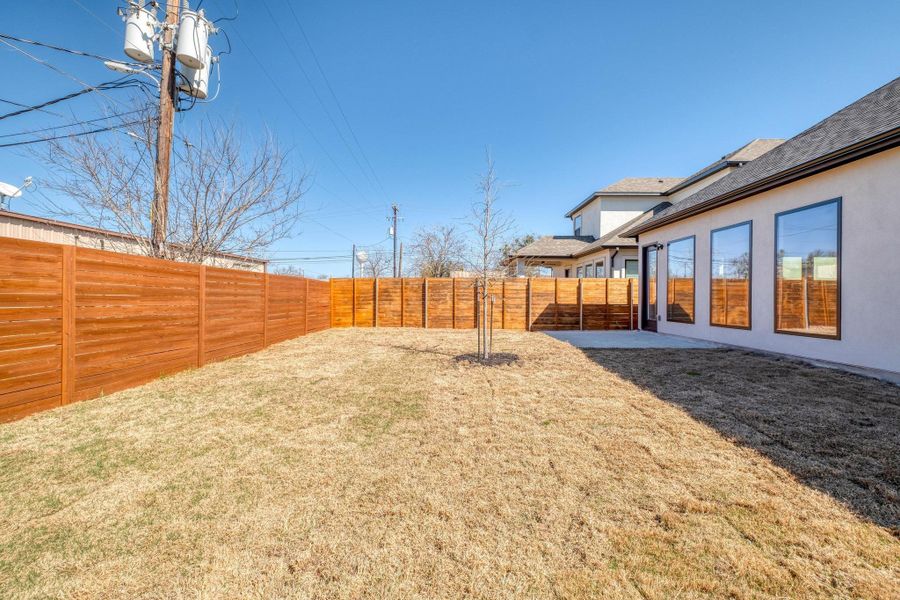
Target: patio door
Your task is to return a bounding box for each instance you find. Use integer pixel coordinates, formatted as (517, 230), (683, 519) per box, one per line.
(642, 245), (658, 331)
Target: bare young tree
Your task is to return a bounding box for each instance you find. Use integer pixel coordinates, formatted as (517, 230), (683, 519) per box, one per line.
(408, 224), (467, 277)
(468, 149), (513, 360)
(34, 105), (307, 263)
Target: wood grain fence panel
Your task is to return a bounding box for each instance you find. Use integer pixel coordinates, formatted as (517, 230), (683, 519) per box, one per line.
(402, 279), (424, 328)
(501, 279), (527, 330)
(330, 279), (354, 327)
(581, 279), (608, 329)
(426, 279), (454, 329)
(0, 239), (64, 422)
(306, 279), (331, 333)
(353, 278), (375, 327)
(555, 279), (580, 330)
(72, 247), (200, 402)
(528, 278), (556, 330)
(453, 279), (477, 329)
(605, 279), (633, 329)
(377, 279), (403, 327)
(203, 267), (265, 364)
(267, 274), (307, 344)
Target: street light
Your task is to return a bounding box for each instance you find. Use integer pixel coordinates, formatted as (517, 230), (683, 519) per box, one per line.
(104, 60), (160, 87)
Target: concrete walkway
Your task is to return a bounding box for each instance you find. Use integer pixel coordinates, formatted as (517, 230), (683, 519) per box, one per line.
(542, 330), (721, 349)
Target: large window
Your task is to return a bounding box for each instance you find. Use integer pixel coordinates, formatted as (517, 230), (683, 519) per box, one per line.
(775, 199), (840, 338)
(710, 222), (752, 328)
(576, 266), (583, 278)
(573, 215), (582, 236)
(624, 259), (638, 279)
(667, 236), (695, 323)
(595, 260), (605, 277)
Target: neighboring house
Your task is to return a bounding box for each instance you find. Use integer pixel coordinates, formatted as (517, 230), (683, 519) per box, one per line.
(512, 139), (784, 279)
(0, 209), (267, 272)
(622, 76), (900, 378)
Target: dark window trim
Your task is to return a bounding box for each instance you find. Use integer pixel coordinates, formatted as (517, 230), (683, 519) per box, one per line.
(573, 214), (582, 236)
(773, 197), (842, 340)
(709, 220), (753, 330)
(666, 235), (695, 324)
(624, 258), (639, 279)
(641, 242), (660, 330)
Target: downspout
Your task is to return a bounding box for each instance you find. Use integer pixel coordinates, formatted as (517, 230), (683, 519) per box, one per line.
(610, 247), (619, 277)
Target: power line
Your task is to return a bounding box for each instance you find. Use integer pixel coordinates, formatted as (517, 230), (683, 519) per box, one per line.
(0, 38), (133, 109)
(0, 32), (139, 65)
(0, 118), (150, 149)
(0, 108), (146, 139)
(0, 79), (150, 121)
(70, 0), (119, 35)
(230, 27), (380, 213)
(282, 0), (391, 204)
(0, 96), (65, 118)
(257, 0), (387, 207)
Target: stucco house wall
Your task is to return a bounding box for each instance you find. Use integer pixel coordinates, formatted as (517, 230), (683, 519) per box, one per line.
(637, 145), (900, 375)
(571, 195), (664, 239)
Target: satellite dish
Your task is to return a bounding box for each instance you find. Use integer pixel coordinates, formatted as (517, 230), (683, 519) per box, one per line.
(0, 181), (23, 198)
(355, 250), (368, 264)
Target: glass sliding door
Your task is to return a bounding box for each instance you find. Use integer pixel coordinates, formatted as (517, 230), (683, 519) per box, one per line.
(643, 246), (658, 331)
(775, 199), (840, 338)
(667, 236), (695, 324)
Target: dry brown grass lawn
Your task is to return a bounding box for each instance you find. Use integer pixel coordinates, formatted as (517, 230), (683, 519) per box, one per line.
(0, 328), (898, 599)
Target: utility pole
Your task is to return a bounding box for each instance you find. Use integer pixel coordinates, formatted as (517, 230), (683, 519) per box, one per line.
(351, 244), (356, 278)
(151, 0), (180, 257)
(391, 203), (399, 277)
(398, 242), (403, 277)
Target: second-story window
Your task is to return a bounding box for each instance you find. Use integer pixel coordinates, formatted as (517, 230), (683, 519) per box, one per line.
(573, 215), (582, 236)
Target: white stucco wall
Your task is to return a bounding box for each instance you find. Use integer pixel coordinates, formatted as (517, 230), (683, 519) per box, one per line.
(666, 167), (735, 204)
(637, 146), (900, 375)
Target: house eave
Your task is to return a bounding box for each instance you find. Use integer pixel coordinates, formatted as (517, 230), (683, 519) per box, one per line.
(623, 126), (900, 238)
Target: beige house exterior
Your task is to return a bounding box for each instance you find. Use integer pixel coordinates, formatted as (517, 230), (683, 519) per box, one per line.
(0, 209), (267, 272)
(625, 77), (900, 378)
(513, 139), (783, 279)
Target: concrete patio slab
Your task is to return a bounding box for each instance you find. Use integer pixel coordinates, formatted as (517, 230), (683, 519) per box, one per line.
(542, 330), (722, 349)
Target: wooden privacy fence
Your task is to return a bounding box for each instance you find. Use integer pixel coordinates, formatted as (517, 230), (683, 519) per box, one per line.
(331, 277), (637, 331)
(0, 237), (330, 423)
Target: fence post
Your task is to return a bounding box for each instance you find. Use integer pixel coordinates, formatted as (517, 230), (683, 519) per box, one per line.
(61, 245), (75, 405)
(554, 277), (559, 329)
(352, 278), (357, 328)
(263, 273), (269, 347)
(198, 265), (206, 367)
(527, 278), (532, 331)
(605, 278), (610, 329)
(451, 278), (456, 329)
(628, 278), (634, 330)
(501, 279), (506, 330)
(400, 278), (405, 327)
(374, 278), (379, 328)
(423, 279), (429, 328)
(581, 278), (586, 330)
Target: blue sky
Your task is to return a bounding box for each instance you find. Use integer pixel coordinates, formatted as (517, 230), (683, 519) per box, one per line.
(1, 1), (898, 277)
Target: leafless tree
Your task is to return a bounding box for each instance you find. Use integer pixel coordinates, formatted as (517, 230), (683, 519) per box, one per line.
(408, 224), (467, 277)
(272, 265), (305, 276)
(361, 250), (391, 278)
(34, 105), (307, 263)
(468, 148), (514, 360)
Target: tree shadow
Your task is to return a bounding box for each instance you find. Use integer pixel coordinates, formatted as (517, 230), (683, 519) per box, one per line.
(581, 347), (900, 536)
(454, 353), (519, 367)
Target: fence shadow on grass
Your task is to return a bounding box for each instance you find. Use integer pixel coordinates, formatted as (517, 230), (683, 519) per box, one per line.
(581, 347), (900, 536)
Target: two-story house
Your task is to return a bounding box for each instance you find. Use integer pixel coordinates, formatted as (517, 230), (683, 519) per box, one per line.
(511, 139), (784, 278)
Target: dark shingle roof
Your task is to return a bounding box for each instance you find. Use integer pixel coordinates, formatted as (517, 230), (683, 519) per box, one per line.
(627, 77), (900, 236)
(600, 177), (684, 194)
(513, 235), (595, 258)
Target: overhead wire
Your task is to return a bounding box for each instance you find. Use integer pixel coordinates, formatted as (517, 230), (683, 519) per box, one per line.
(0, 118), (151, 149)
(0, 108), (147, 139)
(281, 0), (392, 205)
(0, 78), (153, 121)
(229, 26), (381, 213)
(0, 32), (140, 65)
(257, 0), (387, 208)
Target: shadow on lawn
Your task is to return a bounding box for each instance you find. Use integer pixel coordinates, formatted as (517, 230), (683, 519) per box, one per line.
(582, 348), (900, 536)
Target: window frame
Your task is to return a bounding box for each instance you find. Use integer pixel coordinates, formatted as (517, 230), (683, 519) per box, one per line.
(576, 266), (583, 278)
(595, 260), (605, 278)
(773, 197), (842, 340)
(624, 259), (638, 279)
(666, 235), (696, 324)
(709, 220), (753, 330)
(573, 215), (582, 236)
